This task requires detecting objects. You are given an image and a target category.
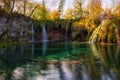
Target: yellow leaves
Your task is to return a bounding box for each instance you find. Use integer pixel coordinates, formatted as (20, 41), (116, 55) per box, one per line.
(72, 18), (97, 32)
(31, 4), (49, 21)
(49, 10), (60, 21)
(64, 1), (82, 20)
(89, 0), (102, 18)
(114, 2), (120, 13)
(39, 5), (46, 12)
(0, 0), (2, 8)
(114, 2), (120, 17)
(64, 9), (74, 20)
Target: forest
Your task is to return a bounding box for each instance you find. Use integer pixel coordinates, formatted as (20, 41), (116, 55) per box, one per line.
(0, 0), (120, 80)
(0, 0), (120, 44)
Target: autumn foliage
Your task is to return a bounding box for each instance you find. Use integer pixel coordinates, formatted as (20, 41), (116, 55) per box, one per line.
(49, 10), (60, 21)
(0, 0), (120, 43)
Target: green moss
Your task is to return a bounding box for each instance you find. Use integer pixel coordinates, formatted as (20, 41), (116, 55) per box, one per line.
(72, 32), (78, 40)
(0, 42), (8, 47)
(107, 33), (116, 43)
(0, 41), (18, 48)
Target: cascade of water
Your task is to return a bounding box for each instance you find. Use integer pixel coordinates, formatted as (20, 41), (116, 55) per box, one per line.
(29, 23), (34, 42)
(31, 24), (34, 42)
(42, 26), (48, 42)
(89, 20), (105, 43)
(65, 28), (68, 42)
(65, 25), (69, 43)
(41, 25), (48, 55)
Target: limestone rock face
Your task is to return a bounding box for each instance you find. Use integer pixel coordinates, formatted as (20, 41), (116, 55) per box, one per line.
(0, 13), (32, 41)
(48, 30), (65, 41)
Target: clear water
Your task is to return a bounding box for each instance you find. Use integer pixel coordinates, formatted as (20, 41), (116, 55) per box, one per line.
(0, 42), (120, 80)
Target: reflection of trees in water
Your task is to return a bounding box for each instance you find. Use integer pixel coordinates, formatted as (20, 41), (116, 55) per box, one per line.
(0, 43), (120, 80)
(114, 45), (120, 80)
(21, 61), (48, 80)
(84, 44), (120, 80)
(61, 61), (74, 80)
(83, 45), (101, 80)
(58, 60), (89, 80)
(0, 45), (21, 80)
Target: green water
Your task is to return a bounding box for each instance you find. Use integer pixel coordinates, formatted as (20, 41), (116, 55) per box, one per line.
(0, 42), (120, 80)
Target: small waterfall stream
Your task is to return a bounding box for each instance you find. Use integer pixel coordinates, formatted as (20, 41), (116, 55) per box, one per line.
(42, 25), (48, 55)
(65, 28), (68, 42)
(29, 23), (34, 42)
(89, 20), (105, 43)
(31, 24), (34, 42)
(65, 25), (68, 43)
(42, 26), (48, 42)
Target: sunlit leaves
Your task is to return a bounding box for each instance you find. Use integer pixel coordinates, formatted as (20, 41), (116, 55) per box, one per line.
(32, 4), (49, 21)
(3, 0), (12, 13)
(88, 0), (120, 43)
(89, 0), (102, 19)
(49, 10), (60, 21)
(114, 2), (120, 17)
(58, 0), (65, 18)
(89, 19), (117, 43)
(64, 9), (74, 20)
(64, 0), (83, 20)
(73, 0), (82, 19)
(0, 0), (2, 9)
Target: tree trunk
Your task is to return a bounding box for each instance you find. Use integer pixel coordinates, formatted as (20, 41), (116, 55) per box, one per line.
(11, 0), (15, 13)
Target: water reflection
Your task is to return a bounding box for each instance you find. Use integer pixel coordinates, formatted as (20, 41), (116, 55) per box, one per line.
(42, 42), (48, 56)
(12, 67), (24, 80)
(0, 42), (120, 80)
(31, 44), (34, 56)
(61, 61), (73, 80)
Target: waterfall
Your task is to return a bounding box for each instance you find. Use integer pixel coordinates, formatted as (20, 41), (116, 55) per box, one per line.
(31, 24), (34, 42)
(65, 25), (68, 42)
(29, 23), (34, 42)
(42, 26), (48, 42)
(41, 25), (48, 55)
(89, 25), (101, 43)
(89, 20), (105, 43)
(65, 28), (68, 42)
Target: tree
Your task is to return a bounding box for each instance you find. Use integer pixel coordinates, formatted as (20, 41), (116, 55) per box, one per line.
(0, 0), (2, 9)
(31, 3), (49, 21)
(49, 10), (60, 21)
(3, 0), (12, 13)
(88, 0), (102, 18)
(58, 0), (65, 18)
(11, 0), (15, 12)
(73, 0), (83, 19)
(114, 1), (120, 17)
(64, 0), (83, 20)
(64, 9), (74, 20)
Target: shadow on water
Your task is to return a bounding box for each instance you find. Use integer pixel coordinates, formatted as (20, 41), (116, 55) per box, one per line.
(0, 42), (120, 80)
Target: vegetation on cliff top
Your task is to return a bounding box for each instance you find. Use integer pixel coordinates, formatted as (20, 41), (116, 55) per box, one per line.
(0, 0), (120, 43)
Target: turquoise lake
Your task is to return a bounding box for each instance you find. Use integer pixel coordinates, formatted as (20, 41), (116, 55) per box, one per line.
(0, 42), (120, 80)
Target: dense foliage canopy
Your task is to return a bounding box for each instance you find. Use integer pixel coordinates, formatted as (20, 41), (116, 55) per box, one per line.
(0, 0), (120, 43)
